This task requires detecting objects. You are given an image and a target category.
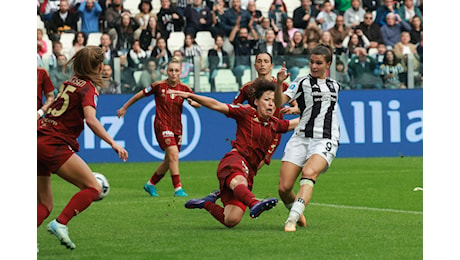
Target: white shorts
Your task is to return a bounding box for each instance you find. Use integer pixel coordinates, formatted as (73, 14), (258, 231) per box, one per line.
(282, 133), (339, 173)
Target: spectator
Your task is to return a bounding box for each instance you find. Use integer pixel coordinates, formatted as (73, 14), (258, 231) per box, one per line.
(356, 11), (383, 52)
(99, 64), (122, 94)
(114, 12), (140, 55)
(180, 33), (204, 70)
(172, 50), (194, 84)
(256, 17), (279, 41)
(219, 0), (252, 36)
(39, 0), (61, 21)
(138, 59), (162, 90)
(362, 0), (380, 13)
(268, 0), (288, 31)
(99, 33), (118, 67)
(372, 42), (387, 69)
(69, 32), (88, 58)
(293, 0), (319, 31)
(48, 41), (64, 71)
(37, 29), (48, 59)
(343, 0), (365, 28)
(49, 54), (72, 94)
(341, 29), (370, 58)
(184, 0), (213, 37)
(277, 17), (300, 48)
(157, 0), (184, 40)
(134, 0), (157, 41)
(398, 0), (422, 23)
(334, 0), (352, 15)
(151, 37), (173, 74)
(105, 0), (131, 44)
(393, 31), (420, 86)
(211, 0), (228, 37)
(78, 0), (103, 36)
(176, 0), (189, 16)
(128, 40), (148, 70)
(139, 16), (161, 57)
(247, 1), (263, 25)
(119, 55), (138, 93)
(303, 19), (321, 51)
(229, 17), (258, 87)
(316, 0), (338, 31)
(374, 0), (400, 26)
(208, 35), (230, 92)
(380, 12), (411, 49)
(319, 30), (335, 50)
(335, 59), (351, 89)
(347, 47), (382, 89)
(47, 0), (79, 42)
(329, 14), (351, 56)
(285, 31), (310, 80)
(255, 28), (286, 67)
(379, 49), (405, 89)
(409, 15), (422, 45)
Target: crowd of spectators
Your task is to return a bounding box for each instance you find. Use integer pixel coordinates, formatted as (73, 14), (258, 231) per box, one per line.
(37, 0), (423, 93)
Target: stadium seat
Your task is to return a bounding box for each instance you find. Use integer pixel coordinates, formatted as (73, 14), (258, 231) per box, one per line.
(123, 0), (140, 16)
(87, 32), (103, 46)
(284, 0), (300, 17)
(195, 31), (215, 57)
(60, 32), (76, 58)
(37, 15), (45, 30)
(133, 70), (143, 85)
(167, 32), (185, 53)
(256, 0), (272, 18)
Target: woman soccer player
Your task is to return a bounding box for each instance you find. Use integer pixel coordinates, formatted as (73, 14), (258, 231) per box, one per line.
(117, 56), (201, 197)
(274, 44), (341, 232)
(233, 52), (299, 168)
(37, 46), (129, 250)
(171, 79), (299, 228)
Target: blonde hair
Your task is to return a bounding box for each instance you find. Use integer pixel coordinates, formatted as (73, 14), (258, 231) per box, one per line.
(65, 46), (105, 87)
(168, 56), (182, 67)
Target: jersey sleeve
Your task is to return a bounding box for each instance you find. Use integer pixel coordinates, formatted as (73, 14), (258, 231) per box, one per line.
(81, 84), (98, 109)
(143, 84), (156, 97)
(226, 104), (249, 119)
(42, 70), (55, 94)
(274, 118), (290, 134)
(232, 86), (247, 104)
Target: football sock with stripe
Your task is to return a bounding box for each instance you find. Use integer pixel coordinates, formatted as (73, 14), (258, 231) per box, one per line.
(57, 187), (100, 225)
(233, 184), (258, 208)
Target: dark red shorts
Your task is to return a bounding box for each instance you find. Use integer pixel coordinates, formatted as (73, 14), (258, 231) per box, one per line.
(37, 133), (74, 176)
(154, 128), (182, 151)
(217, 151), (256, 211)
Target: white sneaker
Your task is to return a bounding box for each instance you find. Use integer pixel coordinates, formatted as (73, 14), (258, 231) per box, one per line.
(46, 219), (76, 250)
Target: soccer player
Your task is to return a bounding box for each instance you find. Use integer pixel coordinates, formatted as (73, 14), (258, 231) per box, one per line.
(172, 79), (299, 228)
(274, 44), (341, 232)
(233, 52), (299, 168)
(117, 56), (201, 197)
(37, 67), (55, 120)
(37, 46), (129, 250)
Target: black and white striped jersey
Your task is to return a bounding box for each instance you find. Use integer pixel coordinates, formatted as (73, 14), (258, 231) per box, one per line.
(284, 74), (340, 141)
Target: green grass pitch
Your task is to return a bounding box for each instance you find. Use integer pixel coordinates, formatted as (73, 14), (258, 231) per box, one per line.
(37, 157), (422, 259)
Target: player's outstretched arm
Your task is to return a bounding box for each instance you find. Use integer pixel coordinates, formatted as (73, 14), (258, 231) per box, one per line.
(117, 90), (145, 118)
(168, 90), (229, 114)
(275, 62), (291, 107)
(84, 106), (128, 161)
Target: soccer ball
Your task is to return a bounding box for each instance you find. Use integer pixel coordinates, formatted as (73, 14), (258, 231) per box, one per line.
(93, 172), (110, 200)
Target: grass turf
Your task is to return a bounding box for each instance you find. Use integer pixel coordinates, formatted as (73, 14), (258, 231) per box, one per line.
(37, 157), (422, 259)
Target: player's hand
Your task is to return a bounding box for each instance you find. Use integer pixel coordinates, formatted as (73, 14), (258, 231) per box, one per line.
(117, 107), (127, 118)
(167, 89), (188, 98)
(112, 143), (128, 162)
(277, 62), (290, 82)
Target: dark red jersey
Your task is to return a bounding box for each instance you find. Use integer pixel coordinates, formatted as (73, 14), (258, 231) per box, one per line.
(37, 67), (55, 110)
(38, 76), (98, 151)
(232, 76), (289, 119)
(226, 104), (290, 171)
(144, 80), (194, 136)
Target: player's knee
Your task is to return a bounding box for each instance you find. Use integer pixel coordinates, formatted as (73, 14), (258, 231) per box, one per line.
(224, 217), (241, 228)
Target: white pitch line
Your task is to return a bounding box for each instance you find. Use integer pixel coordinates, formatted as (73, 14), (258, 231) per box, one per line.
(309, 202), (422, 215)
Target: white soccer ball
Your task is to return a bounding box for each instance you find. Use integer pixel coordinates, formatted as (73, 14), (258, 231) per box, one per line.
(93, 172), (110, 200)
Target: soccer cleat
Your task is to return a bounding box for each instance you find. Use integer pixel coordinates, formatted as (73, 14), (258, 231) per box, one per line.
(184, 190), (221, 209)
(250, 198), (278, 218)
(284, 220), (297, 232)
(174, 188), (188, 197)
(297, 214), (307, 227)
(144, 182), (159, 197)
(46, 219), (76, 250)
